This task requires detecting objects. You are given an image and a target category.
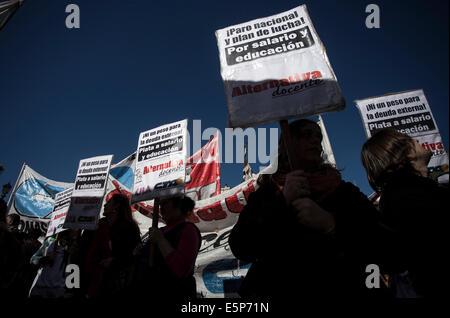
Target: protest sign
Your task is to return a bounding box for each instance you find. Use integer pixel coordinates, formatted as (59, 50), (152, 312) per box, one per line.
(415, 133), (449, 182)
(355, 89), (439, 138)
(355, 89), (449, 182)
(131, 119), (188, 203)
(46, 187), (72, 237)
(64, 154), (113, 230)
(216, 5), (345, 128)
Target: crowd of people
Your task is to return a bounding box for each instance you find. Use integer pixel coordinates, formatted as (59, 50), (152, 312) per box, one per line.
(0, 121), (448, 300)
(0, 193), (200, 301)
(229, 120), (447, 299)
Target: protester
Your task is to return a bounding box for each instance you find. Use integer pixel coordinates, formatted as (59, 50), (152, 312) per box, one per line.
(0, 198), (7, 225)
(85, 194), (141, 297)
(22, 228), (43, 293)
(84, 217), (111, 298)
(133, 196), (201, 300)
(28, 229), (80, 298)
(0, 200), (28, 298)
(77, 227), (97, 297)
(361, 128), (447, 297)
(229, 119), (385, 298)
(6, 213), (22, 235)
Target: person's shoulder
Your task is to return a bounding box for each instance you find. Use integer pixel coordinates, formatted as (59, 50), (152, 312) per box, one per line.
(383, 171), (441, 197)
(335, 180), (367, 198)
(180, 222), (201, 248)
(182, 222), (201, 236)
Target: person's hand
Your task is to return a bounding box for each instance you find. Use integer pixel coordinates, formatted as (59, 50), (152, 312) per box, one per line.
(99, 257), (114, 268)
(282, 170), (311, 205)
(148, 227), (164, 244)
(291, 197), (335, 234)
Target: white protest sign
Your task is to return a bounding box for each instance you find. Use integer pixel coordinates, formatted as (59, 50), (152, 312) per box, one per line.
(64, 154), (113, 230)
(46, 188), (72, 237)
(414, 133), (449, 182)
(355, 89), (449, 182)
(355, 89), (439, 138)
(216, 5), (345, 128)
(131, 119), (188, 203)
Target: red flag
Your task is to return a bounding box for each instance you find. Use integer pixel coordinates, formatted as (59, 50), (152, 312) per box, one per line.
(185, 133), (221, 201)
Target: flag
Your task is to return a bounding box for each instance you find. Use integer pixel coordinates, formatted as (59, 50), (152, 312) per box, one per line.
(317, 114), (337, 167)
(0, 0), (23, 31)
(242, 142), (254, 182)
(185, 132), (221, 201)
(6, 163), (73, 233)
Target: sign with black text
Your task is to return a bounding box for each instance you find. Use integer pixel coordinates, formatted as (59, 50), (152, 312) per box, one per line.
(216, 5), (345, 128)
(46, 187), (72, 237)
(355, 89), (449, 183)
(64, 154), (113, 230)
(131, 119), (188, 203)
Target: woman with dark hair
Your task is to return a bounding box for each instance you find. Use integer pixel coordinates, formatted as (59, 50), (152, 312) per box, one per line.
(229, 119), (384, 299)
(361, 129), (447, 297)
(132, 195), (201, 300)
(85, 193), (141, 297)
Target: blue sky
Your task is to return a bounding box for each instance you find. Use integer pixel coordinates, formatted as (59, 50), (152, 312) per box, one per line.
(1, 0), (448, 198)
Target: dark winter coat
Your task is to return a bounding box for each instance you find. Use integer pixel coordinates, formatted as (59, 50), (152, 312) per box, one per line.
(229, 176), (385, 299)
(378, 170), (448, 297)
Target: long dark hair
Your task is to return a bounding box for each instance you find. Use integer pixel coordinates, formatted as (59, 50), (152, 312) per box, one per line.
(109, 194), (140, 234)
(169, 196), (195, 217)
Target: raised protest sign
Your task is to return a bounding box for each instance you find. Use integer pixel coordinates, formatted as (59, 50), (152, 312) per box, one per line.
(64, 154), (113, 230)
(355, 89), (449, 182)
(355, 89), (439, 138)
(46, 187), (72, 237)
(131, 119), (188, 203)
(216, 5), (345, 128)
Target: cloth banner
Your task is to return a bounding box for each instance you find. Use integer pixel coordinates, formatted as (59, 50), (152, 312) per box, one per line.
(195, 225), (250, 298)
(6, 164), (73, 233)
(109, 153), (266, 233)
(216, 5), (345, 128)
(7, 142), (268, 234)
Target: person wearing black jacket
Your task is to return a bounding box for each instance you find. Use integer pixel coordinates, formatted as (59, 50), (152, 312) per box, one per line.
(361, 128), (447, 297)
(229, 119), (385, 299)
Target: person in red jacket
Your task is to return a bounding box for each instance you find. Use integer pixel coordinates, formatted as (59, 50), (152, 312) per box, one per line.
(132, 195), (201, 300)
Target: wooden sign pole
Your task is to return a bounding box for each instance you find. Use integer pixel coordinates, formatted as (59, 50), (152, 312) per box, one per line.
(148, 197), (160, 267)
(279, 119), (299, 171)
